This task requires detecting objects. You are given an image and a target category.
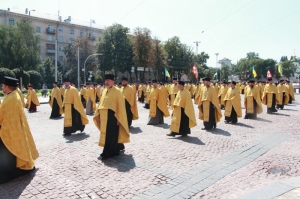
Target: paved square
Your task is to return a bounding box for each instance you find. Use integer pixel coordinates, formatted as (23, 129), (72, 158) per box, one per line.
(0, 95), (299, 199)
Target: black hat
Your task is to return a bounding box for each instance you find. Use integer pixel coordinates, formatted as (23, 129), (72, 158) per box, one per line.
(231, 81), (236, 85)
(152, 80), (158, 83)
(173, 78), (178, 80)
(202, 77), (210, 82)
(3, 76), (18, 87)
(105, 74), (114, 80)
(249, 79), (255, 83)
(27, 84), (33, 87)
(267, 77), (272, 81)
(122, 77), (128, 81)
(279, 79), (284, 82)
(53, 81), (58, 84)
(222, 80), (227, 84)
(178, 81), (185, 86)
(80, 84), (84, 86)
(286, 80), (290, 83)
(86, 82), (90, 85)
(148, 81), (152, 84)
(63, 78), (70, 82)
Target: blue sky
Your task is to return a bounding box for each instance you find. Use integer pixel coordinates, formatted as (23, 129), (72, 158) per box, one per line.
(1, 0), (300, 67)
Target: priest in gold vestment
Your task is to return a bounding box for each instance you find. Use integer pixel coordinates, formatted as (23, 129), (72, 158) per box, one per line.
(262, 77), (278, 114)
(223, 81), (242, 124)
(147, 80), (170, 125)
(86, 83), (96, 115)
(286, 80), (295, 104)
(0, 76), (39, 184)
(93, 74), (129, 160)
(276, 79), (289, 110)
(198, 77), (222, 130)
(144, 81), (151, 109)
(49, 82), (63, 118)
(244, 79), (263, 119)
(26, 84), (40, 112)
(168, 81), (196, 137)
(62, 78), (88, 136)
(120, 77), (139, 128)
(80, 84), (87, 108)
(168, 78), (179, 107)
(218, 81), (228, 110)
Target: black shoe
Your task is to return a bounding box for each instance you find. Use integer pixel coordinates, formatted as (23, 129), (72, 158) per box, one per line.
(181, 134), (188, 137)
(201, 127), (207, 130)
(63, 133), (71, 136)
(166, 133), (175, 137)
(101, 156), (110, 160)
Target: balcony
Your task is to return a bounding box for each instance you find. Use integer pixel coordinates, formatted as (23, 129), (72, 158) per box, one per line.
(46, 27), (56, 35)
(88, 35), (95, 41)
(47, 49), (55, 54)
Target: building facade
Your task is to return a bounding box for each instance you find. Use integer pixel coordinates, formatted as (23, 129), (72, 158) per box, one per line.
(218, 57), (232, 68)
(0, 9), (103, 63)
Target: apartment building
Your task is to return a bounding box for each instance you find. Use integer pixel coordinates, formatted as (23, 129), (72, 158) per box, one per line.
(0, 8), (103, 63)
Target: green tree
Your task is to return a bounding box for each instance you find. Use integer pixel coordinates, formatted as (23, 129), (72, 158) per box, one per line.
(97, 24), (132, 81)
(195, 52), (210, 69)
(42, 58), (55, 85)
(0, 68), (15, 84)
(220, 64), (230, 81)
(149, 38), (166, 81)
(281, 61), (297, 79)
(246, 52), (260, 60)
(27, 70), (42, 87)
(12, 68), (30, 86)
(132, 27), (152, 82)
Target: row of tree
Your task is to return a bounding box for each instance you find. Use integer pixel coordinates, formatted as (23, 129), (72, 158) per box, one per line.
(0, 21), (297, 86)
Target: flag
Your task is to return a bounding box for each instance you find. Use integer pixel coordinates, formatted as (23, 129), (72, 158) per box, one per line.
(213, 72), (217, 77)
(192, 64), (198, 78)
(252, 66), (257, 78)
(267, 69), (272, 78)
(278, 64), (283, 76)
(164, 68), (170, 77)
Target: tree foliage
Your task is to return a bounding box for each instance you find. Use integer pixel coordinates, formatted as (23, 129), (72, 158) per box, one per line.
(42, 58), (55, 85)
(12, 68), (30, 86)
(27, 70), (42, 87)
(0, 21), (41, 71)
(0, 68), (15, 84)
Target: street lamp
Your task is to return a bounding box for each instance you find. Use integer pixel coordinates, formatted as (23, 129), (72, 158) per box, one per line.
(83, 53), (104, 84)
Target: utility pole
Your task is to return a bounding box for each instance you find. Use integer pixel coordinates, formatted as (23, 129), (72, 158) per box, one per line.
(215, 53), (220, 82)
(77, 47), (80, 89)
(193, 41), (201, 55)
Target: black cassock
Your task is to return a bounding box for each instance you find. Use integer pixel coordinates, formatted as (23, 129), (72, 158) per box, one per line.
(147, 104), (164, 125)
(125, 100), (132, 128)
(267, 94), (277, 113)
(50, 97), (61, 118)
(203, 102), (216, 130)
(101, 109), (124, 159)
(0, 139), (35, 184)
(225, 107), (237, 123)
(64, 105), (85, 135)
(81, 95), (86, 108)
(172, 107), (190, 135)
(245, 98), (257, 119)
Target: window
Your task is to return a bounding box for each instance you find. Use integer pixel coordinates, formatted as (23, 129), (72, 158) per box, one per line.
(59, 46), (64, 51)
(59, 56), (63, 62)
(69, 38), (74, 43)
(9, 18), (14, 25)
(47, 35), (52, 41)
(48, 25), (52, 31)
(58, 27), (63, 32)
(80, 30), (84, 36)
(58, 36), (63, 42)
(88, 32), (93, 37)
(36, 26), (41, 33)
(70, 28), (74, 34)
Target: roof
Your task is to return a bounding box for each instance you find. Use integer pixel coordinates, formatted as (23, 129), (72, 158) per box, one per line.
(219, 58), (232, 61)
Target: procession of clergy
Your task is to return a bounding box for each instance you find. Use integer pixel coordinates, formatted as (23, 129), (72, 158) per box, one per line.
(0, 74), (296, 184)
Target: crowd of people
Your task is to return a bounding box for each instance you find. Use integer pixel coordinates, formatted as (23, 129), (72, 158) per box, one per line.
(0, 74), (296, 184)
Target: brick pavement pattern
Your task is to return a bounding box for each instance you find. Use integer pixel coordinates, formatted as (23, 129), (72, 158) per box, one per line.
(0, 95), (299, 199)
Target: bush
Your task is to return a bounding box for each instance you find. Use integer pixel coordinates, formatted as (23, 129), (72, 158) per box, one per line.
(0, 68), (16, 83)
(27, 70), (42, 88)
(12, 68), (30, 86)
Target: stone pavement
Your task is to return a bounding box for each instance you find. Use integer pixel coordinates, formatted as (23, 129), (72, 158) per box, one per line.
(0, 95), (300, 199)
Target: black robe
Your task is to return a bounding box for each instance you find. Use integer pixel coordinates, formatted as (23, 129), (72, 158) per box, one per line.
(0, 139), (35, 184)
(147, 105), (164, 125)
(203, 102), (216, 130)
(101, 109), (124, 159)
(225, 107), (237, 123)
(277, 92), (286, 109)
(81, 95), (86, 108)
(267, 93), (277, 113)
(50, 98), (61, 118)
(63, 105), (85, 135)
(245, 97), (257, 119)
(125, 100), (132, 128)
(172, 107), (190, 135)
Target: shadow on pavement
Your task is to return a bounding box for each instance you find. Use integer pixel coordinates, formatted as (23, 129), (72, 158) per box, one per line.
(63, 133), (90, 143)
(130, 127), (142, 134)
(274, 113), (290, 116)
(211, 129), (231, 136)
(0, 168), (39, 198)
(282, 109), (298, 111)
(49, 117), (64, 120)
(173, 136), (205, 145)
(256, 118), (272, 122)
(156, 123), (170, 129)
(233, 123), (254, 128)
(100, 154), (136, 172)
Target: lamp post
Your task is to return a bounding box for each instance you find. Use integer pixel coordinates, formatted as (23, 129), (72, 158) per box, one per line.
(83, 53), (104, 84)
